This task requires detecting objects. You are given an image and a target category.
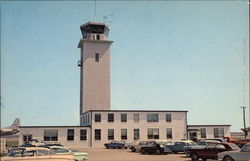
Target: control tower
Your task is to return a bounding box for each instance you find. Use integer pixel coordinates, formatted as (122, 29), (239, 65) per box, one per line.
(78, 22), (113, 113)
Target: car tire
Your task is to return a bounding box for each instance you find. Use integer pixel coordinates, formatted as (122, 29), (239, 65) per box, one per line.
(156, 149), (161, 155)
(191, 153), (199, 161)
(223, 156), (235, 161)
(131, 148), (136, 152)
(141, 149), (146, 154)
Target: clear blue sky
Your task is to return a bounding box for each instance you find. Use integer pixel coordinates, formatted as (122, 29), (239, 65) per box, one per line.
(1, 1), (249, 132)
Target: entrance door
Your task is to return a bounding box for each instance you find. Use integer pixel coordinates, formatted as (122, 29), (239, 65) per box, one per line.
(189, 132), (197, 142)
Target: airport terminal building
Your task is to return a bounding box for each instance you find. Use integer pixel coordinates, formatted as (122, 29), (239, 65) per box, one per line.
(19, 22), (231, 148)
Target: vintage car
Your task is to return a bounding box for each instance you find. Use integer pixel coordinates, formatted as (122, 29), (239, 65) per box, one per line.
(104, 140), (129, 149)
(217, 143), (250, 161)
(1, 147), (75, 161)
(140, 143), (171, 155)
(184, 139), (221, 156)
(186, 142), (240, 161)
(130, 141), (157, 152)
(166, 140), (197, 153)
(38, 143), (63, 147)
(47, 146), (88, 161)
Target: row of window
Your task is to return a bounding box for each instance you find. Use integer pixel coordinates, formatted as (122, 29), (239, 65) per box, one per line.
(94, 113), (172, 123)
(95, 128), (173, 140)
(200, 128), (224, 138)
(22, 127), (225, 142)
(23, 128), (173, 142)
(23, 129), (88, 142)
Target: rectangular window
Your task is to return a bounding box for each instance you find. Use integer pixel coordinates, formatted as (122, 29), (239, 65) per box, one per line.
(121, 129), (127, 140)
(133, 113), (139, 122)
(80, 129), (87, 140)
(166, 128), (173, 139)
(95, 53), (99, 62)
(166, 114), (172, 122)
(147, 114), (159, 122)
(108, 113), (114, 122)
(200, 128), (206, 138)
(23, 134), (32, 142)
(67, 129), (74, 141)
(44, 130), (58, 141)
(108, 129), (114, 140)
(95, 113), (101, 122)
(214, 128), (224, 138)
(148, 128), (159, 139)
(95, 129), (101, 140)
(121, 113), (127, 122)
(134, 129), (140, 140)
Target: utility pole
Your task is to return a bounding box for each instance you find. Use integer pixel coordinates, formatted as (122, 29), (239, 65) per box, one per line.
(240, 106), (247, 138)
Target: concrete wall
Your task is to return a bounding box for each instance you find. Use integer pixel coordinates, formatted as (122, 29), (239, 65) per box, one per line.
(19, 127), (90, 149)
(78, 40), (112, 113)
(82, 111), (188, 147)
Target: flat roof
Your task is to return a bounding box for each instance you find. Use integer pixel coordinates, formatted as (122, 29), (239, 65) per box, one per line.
(80, 21), (110, 30)
(82, 109), (188, 114)
(20, 126), (90, 128)
(188, 125), (231, 127)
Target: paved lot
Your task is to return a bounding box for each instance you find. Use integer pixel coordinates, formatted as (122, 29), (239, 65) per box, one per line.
(75, 148), (197, 161)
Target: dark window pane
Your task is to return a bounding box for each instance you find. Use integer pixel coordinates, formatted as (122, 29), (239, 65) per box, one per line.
(80, 129), (87, 140)
(121, 114), (127, 122)
(67, 129), (74, 141)
(95, 53), (99, 62)
(95, 113), (101, 122)
(108, 113), (114, 122)
(95, 129), (101, 140)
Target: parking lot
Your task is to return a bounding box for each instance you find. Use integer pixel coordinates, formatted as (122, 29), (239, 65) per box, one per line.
(75, 148), (202, 161)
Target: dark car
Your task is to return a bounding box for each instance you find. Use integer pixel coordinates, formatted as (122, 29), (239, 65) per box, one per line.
(38, 144), (63, 147)
(140, 143), (171, 155)
(186, 142), (240, 161)
(130, 141), (157, 152)
(104, 140), (126, 149)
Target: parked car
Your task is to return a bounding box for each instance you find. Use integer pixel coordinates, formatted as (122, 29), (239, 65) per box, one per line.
(186, 142), (240, 161)
(38, 144), (63, 147)
(130, 141), (157, 152)
(104, 140), (128, 149)
(48, 146), (88, 161)
(217, 143), (250, 161)
(166, 140), (197, 153)
(1, 147), (75, 161)
(140, 143), (171, 155)
(184, 139), (221, 156)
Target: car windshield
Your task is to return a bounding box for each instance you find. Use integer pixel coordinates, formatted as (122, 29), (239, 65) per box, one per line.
(189, 142), (198, 146)
(8, 149), (25, 157)
(229, 143), (240, 150)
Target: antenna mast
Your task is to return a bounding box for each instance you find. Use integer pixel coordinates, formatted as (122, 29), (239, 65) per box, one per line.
(94, 0), (97, 21)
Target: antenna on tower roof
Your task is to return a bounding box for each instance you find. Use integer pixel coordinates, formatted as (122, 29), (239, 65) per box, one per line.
(94, 0), (97, 21)
(103, 13), (113, 25)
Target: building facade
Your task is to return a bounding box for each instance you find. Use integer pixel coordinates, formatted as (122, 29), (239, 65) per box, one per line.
(187, 125), (231, 141)
(81, 110), (188, 147)
(19, 126), (90, 149)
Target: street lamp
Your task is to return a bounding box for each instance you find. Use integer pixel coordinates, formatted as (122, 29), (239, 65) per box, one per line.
(240, 106), (247, 138)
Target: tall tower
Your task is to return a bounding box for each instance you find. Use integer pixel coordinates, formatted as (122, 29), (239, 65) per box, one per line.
(78, 22), (113, 113)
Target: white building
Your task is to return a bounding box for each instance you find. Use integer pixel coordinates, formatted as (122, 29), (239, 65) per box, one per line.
(19, 21), (231, 148)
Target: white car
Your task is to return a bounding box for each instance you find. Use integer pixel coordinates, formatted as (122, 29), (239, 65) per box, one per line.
(2, 147), (75, 161)
(48, 146), (88, 160)
(217, 143), (250, 161)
